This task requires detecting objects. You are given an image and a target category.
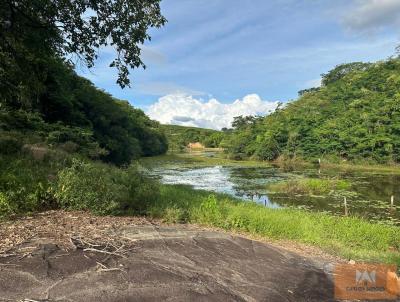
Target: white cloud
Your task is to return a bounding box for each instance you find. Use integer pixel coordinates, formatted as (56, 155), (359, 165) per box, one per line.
(342, 0), (400, 33)
(147, 93), (279, 130)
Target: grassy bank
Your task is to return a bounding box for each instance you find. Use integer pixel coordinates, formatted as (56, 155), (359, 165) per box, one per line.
(149, 185), (400, 265)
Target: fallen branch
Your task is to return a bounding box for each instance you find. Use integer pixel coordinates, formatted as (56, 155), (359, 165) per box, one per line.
(96, 261), (107, 269)
(83, 248), (126, 258)
(98, 267), (125, 272)
(0, 253), (17, 258)
(0, 263), (20, 267)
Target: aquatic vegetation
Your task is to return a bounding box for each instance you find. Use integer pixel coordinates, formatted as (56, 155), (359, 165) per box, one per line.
(144, 153), (400, 225)
(268, 177), (351, 195)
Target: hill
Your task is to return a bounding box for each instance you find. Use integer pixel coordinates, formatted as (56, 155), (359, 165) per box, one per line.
(226, 58), (400, 164)
(1, 58), (168, 166)
(0, 58), (168, 217)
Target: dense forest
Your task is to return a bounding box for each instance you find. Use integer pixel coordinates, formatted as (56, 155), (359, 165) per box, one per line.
(161, 125), (224, 151)
(1, 57), (168, 166)
(225, 58), (400, 164)
(0, 0), (168, 166)
(0, 0), (168, 217)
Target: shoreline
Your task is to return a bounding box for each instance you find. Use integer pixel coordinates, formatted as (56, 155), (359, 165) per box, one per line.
(151, 184), (400, 266)
(144, 152), (400, 173)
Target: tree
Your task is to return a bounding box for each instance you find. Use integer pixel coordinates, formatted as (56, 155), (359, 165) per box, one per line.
(298, 87), (320, 96)
(255, 134), (280, 161)
(226, 58), (400, 164)
(231, 115), (257, 130)
(321, 62), (371, 86)
(0, 0), (166, 103)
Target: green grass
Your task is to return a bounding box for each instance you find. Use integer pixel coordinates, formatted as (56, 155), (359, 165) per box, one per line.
(268, 177), (351, 195)
(3, 151), (399, 266)
(149, 184), (400, 265)
(320, 161), (400, 174)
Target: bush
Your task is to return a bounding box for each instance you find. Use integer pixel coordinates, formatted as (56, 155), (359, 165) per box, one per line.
(195, 195), (225, 225)
(0, 193), (13, 216)
(0, 155), (59, 216)
(0, 133), (23, 155)
(54, 159), (159, 215)
(161, 207), (188, 223)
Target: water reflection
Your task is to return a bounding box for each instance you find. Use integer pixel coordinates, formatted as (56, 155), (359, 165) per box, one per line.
(154, 166), (236, 196)
(149, 164), (400, 225)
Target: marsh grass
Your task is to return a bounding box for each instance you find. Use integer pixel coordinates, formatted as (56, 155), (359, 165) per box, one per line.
(267, 178), (351, 195)
(150, 184), (400, 265)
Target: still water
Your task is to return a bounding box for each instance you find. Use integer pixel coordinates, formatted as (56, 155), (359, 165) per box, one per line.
(148, 158), (400, 225)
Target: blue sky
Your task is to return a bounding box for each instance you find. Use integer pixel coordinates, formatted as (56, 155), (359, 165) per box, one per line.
(77, 0), (400, 129)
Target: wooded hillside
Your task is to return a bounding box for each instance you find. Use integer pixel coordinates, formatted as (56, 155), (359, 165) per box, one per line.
(226, 58), (400, 163)
(161, 124), (223, 151)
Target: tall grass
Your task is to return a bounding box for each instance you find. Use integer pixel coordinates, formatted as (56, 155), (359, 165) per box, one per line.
(0, 154), (66, 216)
(55, 159), (159, 215)
(149, 185), (400, 265)
(0, 153), (159, 217)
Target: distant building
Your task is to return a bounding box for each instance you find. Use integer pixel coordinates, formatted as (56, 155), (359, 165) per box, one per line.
(187, 142), (204, 149)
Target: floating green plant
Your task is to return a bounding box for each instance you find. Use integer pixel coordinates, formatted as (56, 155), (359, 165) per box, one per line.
(268, 177), (351, 196)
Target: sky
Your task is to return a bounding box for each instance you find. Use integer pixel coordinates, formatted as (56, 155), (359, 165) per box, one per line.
(77, 0), (400, 129)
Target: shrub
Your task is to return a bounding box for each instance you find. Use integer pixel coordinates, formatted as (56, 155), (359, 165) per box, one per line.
(0, 155), (59, 216)
(193, 195), (227, 226)
(0, 193), (13, 216)
(54, 159), (159, 215)
(162, 207), (188, 223)
(0, 133), (23, 155)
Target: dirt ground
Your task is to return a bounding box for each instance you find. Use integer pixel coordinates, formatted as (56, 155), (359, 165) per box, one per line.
(0, 211), (339, 301)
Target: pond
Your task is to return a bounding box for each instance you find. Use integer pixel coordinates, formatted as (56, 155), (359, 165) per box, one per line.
(146, 154), (400, 225)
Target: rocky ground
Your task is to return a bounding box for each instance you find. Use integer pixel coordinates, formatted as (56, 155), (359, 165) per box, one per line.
(0, 211), (339, 301)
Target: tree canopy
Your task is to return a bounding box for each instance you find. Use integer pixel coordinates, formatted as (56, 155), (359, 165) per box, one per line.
(225, 58), (400, 164)
(1, 1), (168, 166)
(161, 125), (223, 151)
(0, 0), (166, 103)
(0, 57), (168, 165)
